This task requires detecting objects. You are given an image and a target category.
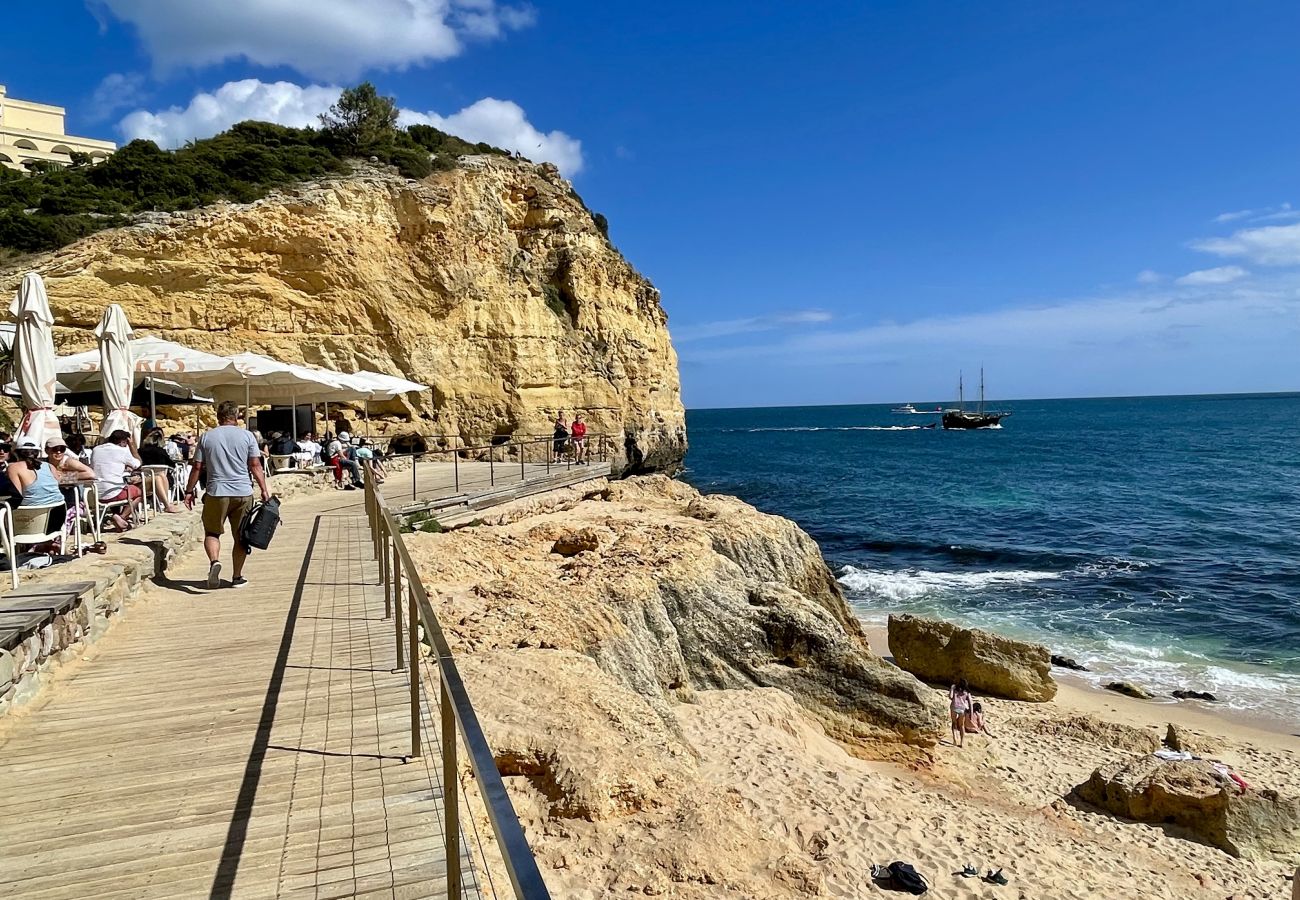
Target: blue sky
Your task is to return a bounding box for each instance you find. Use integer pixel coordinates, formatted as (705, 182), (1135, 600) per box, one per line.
(7, 1), (1300, 407)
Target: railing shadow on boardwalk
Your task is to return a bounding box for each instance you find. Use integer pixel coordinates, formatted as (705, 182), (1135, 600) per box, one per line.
(209, 516), (321, 900)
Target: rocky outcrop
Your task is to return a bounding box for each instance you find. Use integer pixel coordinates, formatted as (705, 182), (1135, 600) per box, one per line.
(466, 650), (825, 896)
(886, 613), (1057, 702)
(1071, 755), (1300, 859)
(1106, 681), (1154, 699)
(0, 159), (685, 473)
(410, 476), (945, 751)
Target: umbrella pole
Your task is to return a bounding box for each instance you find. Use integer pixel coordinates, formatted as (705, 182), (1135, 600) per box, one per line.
(245, 381), (250, 428)
(365, 399), (370, 437)
(324, 401), (329, 436)
(149, 377), (157, 423)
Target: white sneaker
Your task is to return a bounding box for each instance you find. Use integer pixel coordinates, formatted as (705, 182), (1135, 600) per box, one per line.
(206, 560), (222, 589)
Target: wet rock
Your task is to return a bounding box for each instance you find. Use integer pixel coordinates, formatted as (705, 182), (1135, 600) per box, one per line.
(1172, 689), (1218, 702)
(1105, 681), (1153, 699)
(1051, 653), (1088, 671)
(887, 613), (1057, 702)
(1071, 755), (1300, 859)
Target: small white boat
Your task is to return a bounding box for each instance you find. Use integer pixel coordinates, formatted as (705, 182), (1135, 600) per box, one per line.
(891, 403), (919, 414)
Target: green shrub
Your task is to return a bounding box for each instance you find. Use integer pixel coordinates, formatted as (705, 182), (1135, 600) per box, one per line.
(0, 82), (510, 255)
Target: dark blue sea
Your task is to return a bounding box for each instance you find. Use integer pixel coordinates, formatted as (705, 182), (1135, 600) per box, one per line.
(682, 394), (1300, 724)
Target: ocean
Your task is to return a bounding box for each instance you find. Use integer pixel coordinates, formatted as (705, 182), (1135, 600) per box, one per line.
(682, 394), (1300, 727)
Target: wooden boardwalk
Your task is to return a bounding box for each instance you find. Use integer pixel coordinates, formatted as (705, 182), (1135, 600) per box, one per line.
(0, 490), (478, 900)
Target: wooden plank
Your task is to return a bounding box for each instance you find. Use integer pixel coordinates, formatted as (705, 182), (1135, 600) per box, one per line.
(0, 486), (482, 899)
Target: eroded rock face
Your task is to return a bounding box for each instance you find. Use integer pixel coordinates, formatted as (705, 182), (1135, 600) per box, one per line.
(1071, 755), (1300, 860)
(0, 159), (685, 472)
(410, 476), (945, 750)
(887, 613), (1057, 702)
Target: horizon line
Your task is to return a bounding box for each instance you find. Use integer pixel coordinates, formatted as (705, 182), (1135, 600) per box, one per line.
(685, 388), (1300, 412)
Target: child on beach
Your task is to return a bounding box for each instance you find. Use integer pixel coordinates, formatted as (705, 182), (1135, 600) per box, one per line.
(949, 678), (972, 748)
(967, 701), (994, 738)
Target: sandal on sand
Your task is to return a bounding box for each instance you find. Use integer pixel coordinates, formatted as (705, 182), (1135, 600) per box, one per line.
(959, 864), (978, 878)
(89, 542), (107, 554)
(983, 868), (1009, 885)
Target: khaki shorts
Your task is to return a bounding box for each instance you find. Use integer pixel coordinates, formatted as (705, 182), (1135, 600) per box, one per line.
(202, 494), (253, 537)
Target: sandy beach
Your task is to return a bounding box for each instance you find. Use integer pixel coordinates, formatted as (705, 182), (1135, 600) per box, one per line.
(669, 626), (1300, 899)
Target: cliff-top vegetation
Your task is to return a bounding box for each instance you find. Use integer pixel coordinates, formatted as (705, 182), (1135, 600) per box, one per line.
(0, 83), (509, 256)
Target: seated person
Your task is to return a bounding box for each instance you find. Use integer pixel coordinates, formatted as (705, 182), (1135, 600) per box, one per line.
(8, 439), (69, 550)
(295, 431), (323, 466)
(326, 433), (362, 489)
(66, 432), (92, 466)
(138, 429), (184, 513)
(0, 442), (22, 510)
(91, 430), (143, 530)
(966, 701), (994, 737)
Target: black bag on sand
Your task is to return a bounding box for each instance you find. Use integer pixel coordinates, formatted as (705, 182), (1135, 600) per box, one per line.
(870, 861), (929, 894)
(240, 497), (281, 552)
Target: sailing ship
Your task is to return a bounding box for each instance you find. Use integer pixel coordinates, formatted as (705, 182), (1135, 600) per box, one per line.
(942, 369), (1011, 430)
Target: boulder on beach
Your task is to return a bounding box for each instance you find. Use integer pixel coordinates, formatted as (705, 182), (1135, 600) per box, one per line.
(1106, 681), (1154, 699)
(886, 613), (1057, 702)
(1071, 754), (1300, 859)
(1051, 653), (1088, 671)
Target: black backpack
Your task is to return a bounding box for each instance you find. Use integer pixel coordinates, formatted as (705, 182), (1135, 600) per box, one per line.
(240, 497), (281, 551)
(871, 861), (928, 895)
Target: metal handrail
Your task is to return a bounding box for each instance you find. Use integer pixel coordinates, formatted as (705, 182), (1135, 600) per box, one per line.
(377, 433), (614, 503)
(362, 466), (552, 899)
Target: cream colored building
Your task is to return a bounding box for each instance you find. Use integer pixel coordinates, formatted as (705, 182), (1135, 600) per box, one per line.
(0, 84), (115, 172)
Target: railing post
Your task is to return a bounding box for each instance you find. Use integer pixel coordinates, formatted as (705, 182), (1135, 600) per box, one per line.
(442, 680), (461, 898)
(411, 450), (417, 501)
(409, 586), (421, 760)
(382, 520), (393, 619)
(393, 537), (405, 671)
(520, 439), (525, 484)
(454, 451), (459, 493)
(489, 446), (495, 487)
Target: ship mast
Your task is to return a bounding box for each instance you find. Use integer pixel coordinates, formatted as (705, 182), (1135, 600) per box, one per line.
(979, 367), (985, 414)
(958, 371), (964, 411)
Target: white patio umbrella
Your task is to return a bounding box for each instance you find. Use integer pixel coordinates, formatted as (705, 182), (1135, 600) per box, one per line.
(351, 370), (428, 400)
(56, 337), (241, 394)
(9, 273), (61, 447)
(214, 353), (373, 436)
(95, 304), (142, 441)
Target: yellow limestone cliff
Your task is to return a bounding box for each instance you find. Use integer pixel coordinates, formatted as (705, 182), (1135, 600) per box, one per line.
(0, 158), (685, 470)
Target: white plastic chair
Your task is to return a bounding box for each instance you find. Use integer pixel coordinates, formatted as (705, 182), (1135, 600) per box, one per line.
(89, 484), (134, 534)
(0, 505), (17, 589)
(11, 502), (67, 560)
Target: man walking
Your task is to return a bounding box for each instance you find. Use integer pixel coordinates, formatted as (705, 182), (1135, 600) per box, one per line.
(184, 401), (270, 589)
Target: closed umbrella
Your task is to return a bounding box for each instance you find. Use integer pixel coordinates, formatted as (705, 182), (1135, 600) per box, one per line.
(96, 304), (141, 441)
(9, 273), (61, 446)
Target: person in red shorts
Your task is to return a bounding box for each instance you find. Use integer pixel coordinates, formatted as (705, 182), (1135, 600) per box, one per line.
(570, 413), (588, 464)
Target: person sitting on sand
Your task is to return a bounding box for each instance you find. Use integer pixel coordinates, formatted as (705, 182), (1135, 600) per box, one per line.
(966, 701), (994, 737)
(949, 678), (973, 748)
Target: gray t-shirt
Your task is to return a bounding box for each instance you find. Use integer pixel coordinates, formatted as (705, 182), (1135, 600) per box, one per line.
(195, 425), (259, 497)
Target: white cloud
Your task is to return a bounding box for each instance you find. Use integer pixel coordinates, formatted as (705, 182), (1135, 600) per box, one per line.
(1175, 265), (1248, 286)
(88, 72), (148, 121)
(679, 276), (1300, 366)
(1136, 269), (1162, 284)
(118, 80), (584, 175)
(401, 98), (583, 174)
(119, 80), (341, 148)
(91, 0), (534, 80)
(1213, 203), (1297, 224)
(1191, 222), (1300, 267)
(673, 310), (833, 343)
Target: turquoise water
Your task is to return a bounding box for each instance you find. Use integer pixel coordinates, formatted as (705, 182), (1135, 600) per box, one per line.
(682, 395), (1300, 720)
